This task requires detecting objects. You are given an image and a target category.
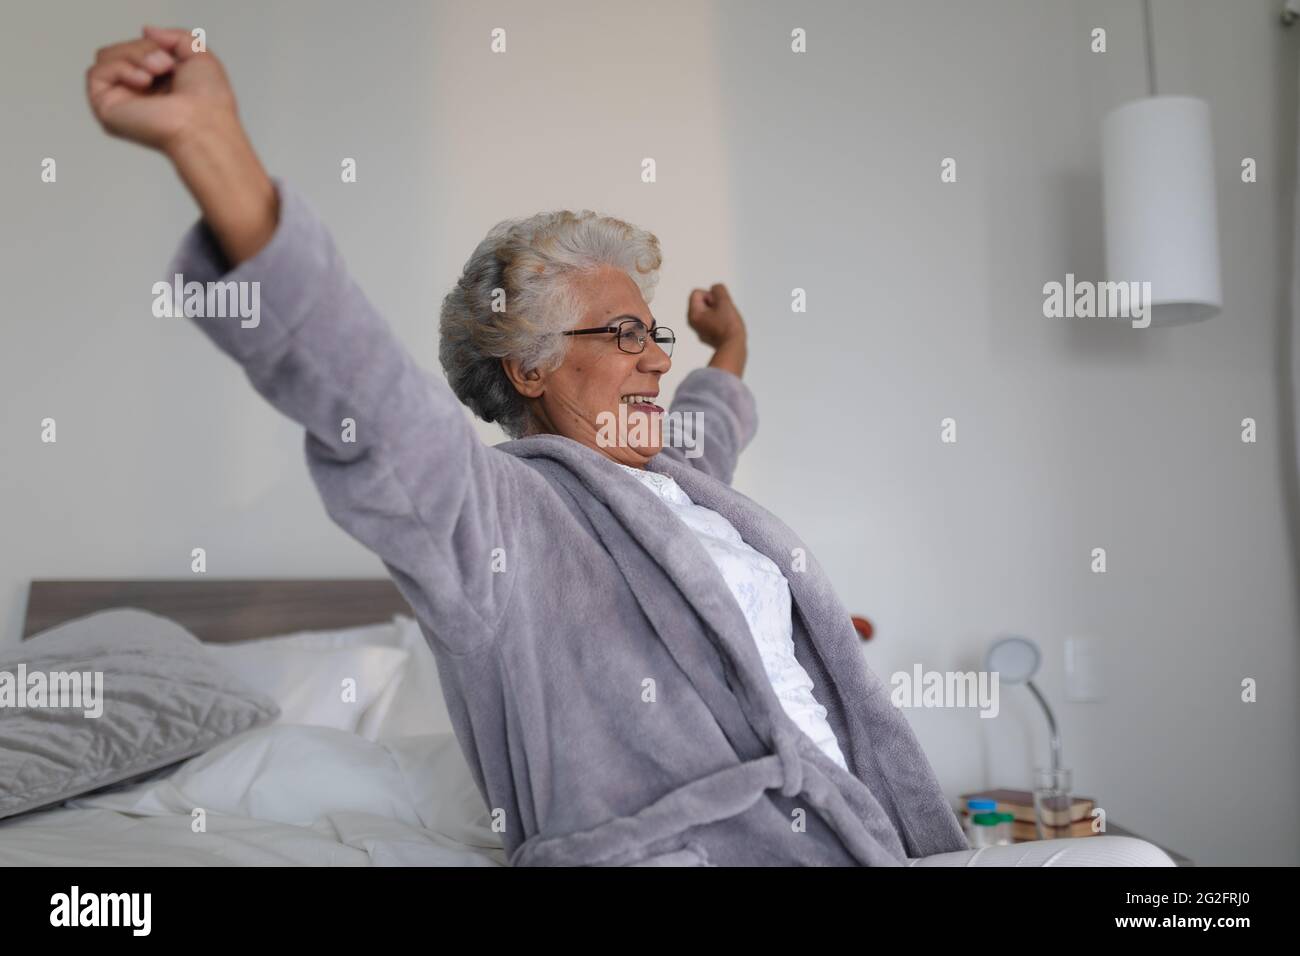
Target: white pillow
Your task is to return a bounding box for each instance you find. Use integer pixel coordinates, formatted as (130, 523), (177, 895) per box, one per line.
(68, 723), (504, 851)
(206, 634), (407, 736)
(70, 723), (421, 827)
(363, 616), (455, 740)
(205, 615), (454, 741)
(239, 619), (401, 653)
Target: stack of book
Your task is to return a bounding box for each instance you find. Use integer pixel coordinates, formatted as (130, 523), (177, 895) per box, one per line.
(959, 788), (1099, 842)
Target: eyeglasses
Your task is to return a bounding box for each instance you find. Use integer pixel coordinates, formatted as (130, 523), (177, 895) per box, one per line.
(561, 317), (675, 357)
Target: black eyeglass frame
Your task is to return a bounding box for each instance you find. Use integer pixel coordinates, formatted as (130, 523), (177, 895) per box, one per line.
(560, 317), (675, 357)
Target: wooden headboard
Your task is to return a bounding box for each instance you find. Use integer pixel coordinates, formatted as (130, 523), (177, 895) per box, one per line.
(22, 579), (412, 643)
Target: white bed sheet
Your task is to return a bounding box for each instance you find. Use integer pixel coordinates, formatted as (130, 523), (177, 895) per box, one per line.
(0, 806), (502, 866)
(0, 724), (507, 867)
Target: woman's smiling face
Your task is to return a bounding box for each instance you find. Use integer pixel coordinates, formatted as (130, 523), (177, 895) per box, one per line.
(502, 265), (672, 467)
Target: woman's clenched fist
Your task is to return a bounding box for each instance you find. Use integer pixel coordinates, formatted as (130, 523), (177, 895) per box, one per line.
(85, 25), (236, 155)
(86, 25), (276, 265)
(687, 284), (746, 350)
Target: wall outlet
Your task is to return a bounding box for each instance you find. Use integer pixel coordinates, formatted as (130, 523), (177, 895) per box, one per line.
(1064, 636), (1106, 702)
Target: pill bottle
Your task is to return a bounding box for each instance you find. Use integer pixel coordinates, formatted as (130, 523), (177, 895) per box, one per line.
(965, 798), (997, 848)
(969, 812), (1001, 849)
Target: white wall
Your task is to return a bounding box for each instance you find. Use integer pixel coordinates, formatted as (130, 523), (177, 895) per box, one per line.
(716, 0), (1299, 866)
(1, 0), (1295, 864)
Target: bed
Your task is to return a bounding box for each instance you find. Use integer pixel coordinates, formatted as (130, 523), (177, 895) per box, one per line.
(0, 579), (507, 866)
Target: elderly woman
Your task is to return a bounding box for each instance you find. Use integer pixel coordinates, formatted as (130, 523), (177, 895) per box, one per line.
(86, 29), (1173, 868)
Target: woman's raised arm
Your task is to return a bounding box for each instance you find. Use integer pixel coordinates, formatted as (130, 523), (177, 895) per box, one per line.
(87, 27), (522, 654)
(659, 284), (757, 484)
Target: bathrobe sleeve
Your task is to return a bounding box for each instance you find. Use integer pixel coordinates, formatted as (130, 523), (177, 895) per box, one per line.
(166, 179), (519, 655)
(660, 366), (758, 485)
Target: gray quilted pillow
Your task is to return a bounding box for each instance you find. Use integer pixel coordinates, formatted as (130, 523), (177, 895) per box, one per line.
(0, 608), (281, 821)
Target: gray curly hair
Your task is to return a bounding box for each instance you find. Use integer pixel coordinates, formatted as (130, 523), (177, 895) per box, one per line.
(439, 210), (663, 439)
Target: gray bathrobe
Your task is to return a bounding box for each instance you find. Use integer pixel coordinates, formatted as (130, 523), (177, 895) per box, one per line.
(167, 180), (969, 866)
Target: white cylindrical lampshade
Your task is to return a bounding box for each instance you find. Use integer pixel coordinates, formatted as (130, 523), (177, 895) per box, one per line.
(1101, 96), (1223, 325)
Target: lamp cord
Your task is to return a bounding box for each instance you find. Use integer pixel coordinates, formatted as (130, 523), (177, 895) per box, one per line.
(1141, 0), (1158, 97)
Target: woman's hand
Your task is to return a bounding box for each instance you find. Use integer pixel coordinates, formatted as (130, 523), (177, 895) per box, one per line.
(85, 26), (277, 266)
(86, 26), (235, 153)
(687, 283), (745, 348)
(688, 283), (748, 378)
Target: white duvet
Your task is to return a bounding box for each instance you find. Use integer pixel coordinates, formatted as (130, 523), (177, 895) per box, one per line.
(0, 615), (507, 866)
(0, 726), (507, 866)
